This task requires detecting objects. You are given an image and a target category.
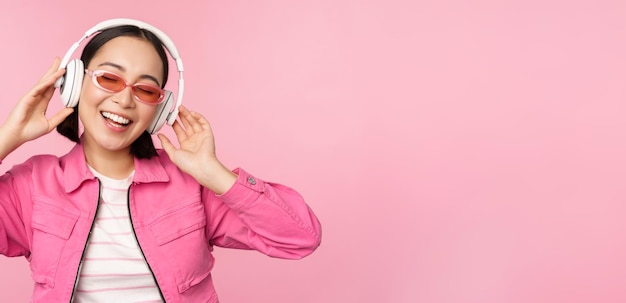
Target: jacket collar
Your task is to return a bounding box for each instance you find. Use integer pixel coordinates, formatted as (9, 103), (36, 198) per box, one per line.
(62, 142), (170, 193)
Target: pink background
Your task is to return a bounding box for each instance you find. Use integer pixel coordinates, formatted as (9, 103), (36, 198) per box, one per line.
(1, 0), (626, 302)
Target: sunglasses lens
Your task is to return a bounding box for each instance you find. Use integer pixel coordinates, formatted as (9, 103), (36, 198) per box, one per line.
(95, 72), (125, 91)
(134, 85), (163, 104)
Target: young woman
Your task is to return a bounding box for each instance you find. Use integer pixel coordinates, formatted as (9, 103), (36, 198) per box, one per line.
(0, 21), (321, 303)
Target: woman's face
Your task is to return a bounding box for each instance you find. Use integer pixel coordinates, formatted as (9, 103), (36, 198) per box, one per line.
(78, 36), (164, 155)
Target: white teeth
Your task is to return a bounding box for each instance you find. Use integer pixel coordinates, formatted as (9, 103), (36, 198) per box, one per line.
(102, 112), (130, 125)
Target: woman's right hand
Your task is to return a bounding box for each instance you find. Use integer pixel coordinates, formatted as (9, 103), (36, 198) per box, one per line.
(0, 57), (75, 160)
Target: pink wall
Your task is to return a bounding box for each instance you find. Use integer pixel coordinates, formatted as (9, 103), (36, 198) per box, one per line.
(1, 0), (626, 302)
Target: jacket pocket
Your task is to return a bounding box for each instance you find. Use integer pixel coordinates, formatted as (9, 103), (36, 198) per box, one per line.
(148, 199), (213, 293)
(30, 200), (79, 287)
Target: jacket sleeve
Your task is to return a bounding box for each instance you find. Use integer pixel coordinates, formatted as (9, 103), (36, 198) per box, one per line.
(203, 168), (321, 259)
(0, 163), (32, 258)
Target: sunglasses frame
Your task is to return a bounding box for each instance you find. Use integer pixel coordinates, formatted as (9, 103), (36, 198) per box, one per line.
(84, 69), (165, 105)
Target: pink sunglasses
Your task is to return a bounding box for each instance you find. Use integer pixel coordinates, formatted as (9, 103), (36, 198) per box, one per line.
(85, 69), (165, 104)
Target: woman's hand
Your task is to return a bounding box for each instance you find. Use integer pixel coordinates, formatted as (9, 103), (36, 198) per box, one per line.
(157, 105), (236, 194)
(0, 58), (75, 160)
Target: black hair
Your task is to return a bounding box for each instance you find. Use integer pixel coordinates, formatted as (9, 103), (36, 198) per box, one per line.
(56, 25), (170, 159)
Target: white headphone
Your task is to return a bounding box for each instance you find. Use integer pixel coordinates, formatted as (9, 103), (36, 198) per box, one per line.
(54, 18), (185, 134)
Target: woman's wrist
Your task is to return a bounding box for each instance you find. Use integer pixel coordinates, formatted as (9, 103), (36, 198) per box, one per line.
(196, 160), (237, 195)
(0, 125), (21, 161)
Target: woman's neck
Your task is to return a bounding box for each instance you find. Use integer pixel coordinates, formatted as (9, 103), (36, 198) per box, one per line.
(83, 144), (135, 180)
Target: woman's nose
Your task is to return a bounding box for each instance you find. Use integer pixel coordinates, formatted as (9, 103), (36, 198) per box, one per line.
(112, 86), (135, 108)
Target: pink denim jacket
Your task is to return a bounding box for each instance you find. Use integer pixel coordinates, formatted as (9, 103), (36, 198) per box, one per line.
(0, 143), (322, 302)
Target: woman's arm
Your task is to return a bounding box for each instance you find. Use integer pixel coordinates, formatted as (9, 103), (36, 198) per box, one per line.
(157, 106), (321, 258)
(0, 58), (74, 256)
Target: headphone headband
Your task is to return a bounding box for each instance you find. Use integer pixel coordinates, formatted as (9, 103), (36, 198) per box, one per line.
(60, 18), (184, 72)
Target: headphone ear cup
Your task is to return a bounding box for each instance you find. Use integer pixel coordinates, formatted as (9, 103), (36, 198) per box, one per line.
(147, 90), (175, 135)
(59, 59), (84, 108)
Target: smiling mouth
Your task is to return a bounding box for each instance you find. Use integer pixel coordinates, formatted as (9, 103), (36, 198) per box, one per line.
(101, 111), (132, 127)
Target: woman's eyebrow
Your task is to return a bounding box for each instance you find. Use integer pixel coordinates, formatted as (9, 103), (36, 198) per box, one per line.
(97, 62), (161, 85)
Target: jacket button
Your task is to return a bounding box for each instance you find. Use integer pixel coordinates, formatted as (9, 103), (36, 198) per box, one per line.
(247, 177), (257, 185)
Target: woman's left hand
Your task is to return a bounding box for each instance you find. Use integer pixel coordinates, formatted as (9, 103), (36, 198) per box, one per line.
(157, 105), (236, 194)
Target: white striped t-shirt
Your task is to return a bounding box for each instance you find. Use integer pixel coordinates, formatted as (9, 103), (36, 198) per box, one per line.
(73, 167), (163, 303)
